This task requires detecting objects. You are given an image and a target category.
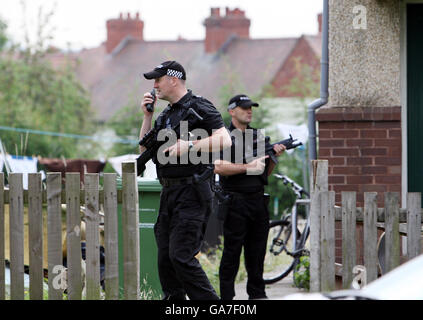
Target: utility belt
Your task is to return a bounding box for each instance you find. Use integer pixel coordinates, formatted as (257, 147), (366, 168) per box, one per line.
(159, 165), (214, 188)
(159, 176), (196, 188)
(159, 166), (215, 209)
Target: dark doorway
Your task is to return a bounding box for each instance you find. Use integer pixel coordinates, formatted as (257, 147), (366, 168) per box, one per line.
(407, 4), (423, 202)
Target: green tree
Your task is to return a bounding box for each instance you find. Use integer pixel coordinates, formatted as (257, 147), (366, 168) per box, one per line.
(0, 17), (7, 51)
(0, 4), (95, 159)
(106, 93), (144, 156)
(270, 57), (320, 218)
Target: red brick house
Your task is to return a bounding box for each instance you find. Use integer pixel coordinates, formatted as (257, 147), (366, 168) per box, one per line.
(315, 0), (418, 209)
(51, 8), (322, 123)
(313, 0), (423, 266)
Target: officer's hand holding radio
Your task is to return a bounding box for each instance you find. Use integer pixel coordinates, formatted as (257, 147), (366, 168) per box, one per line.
(141, 89), (156, 115)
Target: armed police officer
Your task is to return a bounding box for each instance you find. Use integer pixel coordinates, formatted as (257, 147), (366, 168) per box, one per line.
(139, 61), (231, 300)
(214, 94), (285, 300)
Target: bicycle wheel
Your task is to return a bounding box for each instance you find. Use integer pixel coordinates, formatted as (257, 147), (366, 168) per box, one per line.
(263, 219), (302, 284)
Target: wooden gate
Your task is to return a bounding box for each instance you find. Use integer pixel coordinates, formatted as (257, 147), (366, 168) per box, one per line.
(310, 160), (422, 292)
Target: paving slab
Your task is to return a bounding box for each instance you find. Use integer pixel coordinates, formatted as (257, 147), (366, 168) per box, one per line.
(233, 273), (306, 300)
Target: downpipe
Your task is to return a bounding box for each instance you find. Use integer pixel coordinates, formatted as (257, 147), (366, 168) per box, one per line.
(308, 0), (329, 162)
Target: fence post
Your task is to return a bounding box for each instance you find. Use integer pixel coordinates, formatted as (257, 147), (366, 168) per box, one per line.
(384, 192), (400, 273)
(363, 192), (378, 284)
(309, 160), (328, 292)
(122, 162), (140, 300)
(85, 173), (100, 300)
(342, 191), (356, 289)
(320, 190), (335, 292)
(66, 173), (82, 300)
(47, 172), (63, 300)
(407, 193), (421, 260)
(103, 173), (119, 300)
(9, 173), (25, 300)
(28, 173), (43, 300)
(0, 173), (4, 300)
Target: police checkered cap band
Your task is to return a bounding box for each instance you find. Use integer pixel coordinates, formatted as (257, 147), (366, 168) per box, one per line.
(167, 69), (184, 79)
(143, 60), (186, 80)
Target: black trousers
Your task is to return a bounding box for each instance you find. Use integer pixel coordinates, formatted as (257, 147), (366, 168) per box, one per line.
(219, 192), (269, 300)
(154, 181), (219, 300)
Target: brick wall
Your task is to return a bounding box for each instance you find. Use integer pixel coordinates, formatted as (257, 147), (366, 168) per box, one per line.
(316, 106), (402, 207)
(316, 106), (402, 264)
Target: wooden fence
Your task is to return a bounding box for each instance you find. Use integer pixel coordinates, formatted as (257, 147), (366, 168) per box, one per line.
(310, 160), (423, 292)
(0, 162), (140, 300)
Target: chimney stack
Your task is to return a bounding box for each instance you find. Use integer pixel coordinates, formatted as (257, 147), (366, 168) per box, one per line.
(203, 7), (250, 54)
(106, 12), (144, 53)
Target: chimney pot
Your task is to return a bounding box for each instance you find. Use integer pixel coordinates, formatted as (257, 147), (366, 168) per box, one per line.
(204, 7), (250, 53)
(106, 12), (144, 53)
(210, 7), (220, 17)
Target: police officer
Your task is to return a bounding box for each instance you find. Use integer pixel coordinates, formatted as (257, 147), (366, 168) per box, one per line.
(140, 61), (231, 300)
(215, 94), (285, 300)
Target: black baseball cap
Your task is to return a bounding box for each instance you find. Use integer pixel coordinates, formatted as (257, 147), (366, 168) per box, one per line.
(228, 94), (259, 111)
(143, 60), (186, 80)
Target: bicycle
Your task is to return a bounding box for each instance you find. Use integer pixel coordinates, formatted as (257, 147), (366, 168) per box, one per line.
(263, 173), (310, 284)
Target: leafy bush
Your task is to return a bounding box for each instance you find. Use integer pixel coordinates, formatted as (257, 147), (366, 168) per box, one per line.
(293, 255), (310, 291)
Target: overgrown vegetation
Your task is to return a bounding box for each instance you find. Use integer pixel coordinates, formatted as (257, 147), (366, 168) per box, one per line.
(293, 255), (310, 291)
(198, 238), (247, 297)
(0, 5), (96, 159)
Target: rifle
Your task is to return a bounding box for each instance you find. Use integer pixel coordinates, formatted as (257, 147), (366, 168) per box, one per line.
(265, 134), (302, 164)
(136, 108), (203, 176)
(238, 133), (302, 165)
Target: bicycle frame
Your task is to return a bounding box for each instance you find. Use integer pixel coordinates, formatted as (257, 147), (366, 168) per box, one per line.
(274, 173), (310, 257)
(290, 198), (310, 257)
(264, 174), (311, 284)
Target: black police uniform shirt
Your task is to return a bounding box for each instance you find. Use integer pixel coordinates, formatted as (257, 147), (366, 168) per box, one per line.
(153, 90), (224, 179)
(219, 122), (271, 193)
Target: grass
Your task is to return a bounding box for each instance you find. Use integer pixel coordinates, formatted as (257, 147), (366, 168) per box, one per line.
(198, 237), (248, 297)
(262, 219), (310, 284)
(138, 277), (162, 300)
(199, 232), (300, 297)
(263, 225), (296, 275)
